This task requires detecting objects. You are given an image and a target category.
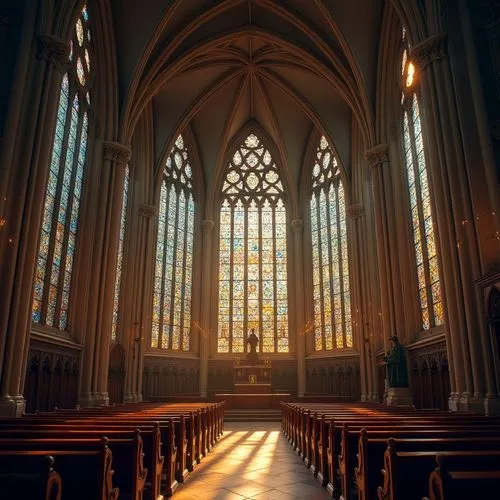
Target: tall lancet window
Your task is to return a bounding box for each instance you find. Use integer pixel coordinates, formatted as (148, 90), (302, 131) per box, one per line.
(111, 165), (130, 342)
(32, 5), (92, 329)
(217, 133), (289, 353)
(401, 28), (443, 329)
(152, 134), (194, 350)
(310, 136), (352, 350)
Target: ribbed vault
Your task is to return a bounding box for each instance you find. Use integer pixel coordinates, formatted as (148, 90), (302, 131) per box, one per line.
(112, 0), (385, 198)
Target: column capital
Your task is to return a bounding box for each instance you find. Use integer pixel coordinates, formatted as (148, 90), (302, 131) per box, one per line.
(346, 204), (364, 219)
(138, 204), (156, 219)
(410, 34), (447, 70)
(364, 144), (389, 169)
(37, 34), (70, 73)
(291, 219), (304, 233)
(103, 141), (131, 164)
(202, 219), (215, 232)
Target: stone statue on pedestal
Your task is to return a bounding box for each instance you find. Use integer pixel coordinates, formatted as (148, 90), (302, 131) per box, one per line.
(380, 335), (412, 406)
(246, 329), (259, 364)
(382, 335), (409, 387)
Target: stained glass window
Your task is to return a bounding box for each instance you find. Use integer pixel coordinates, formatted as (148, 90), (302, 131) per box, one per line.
(310, 136), (352, 350)
(401, 28), (443, 330)
(111, 165), (129, 342)
(152, 134), (194, 350)
(32, 5), (92, 330)
(217, 133), (289, 353)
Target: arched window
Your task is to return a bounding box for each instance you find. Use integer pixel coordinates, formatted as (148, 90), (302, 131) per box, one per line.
(152, 135), (194, 350)
(310, 136), (352, 350)
(401, 28), (443, 330)
(32, 5), (92, 329)
(217, 133), (289, 353)
(111, 165), (130, 342)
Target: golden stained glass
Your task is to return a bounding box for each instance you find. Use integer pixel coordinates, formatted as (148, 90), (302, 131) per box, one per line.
(152, 134), (194, 350)
(217, 133), (289, 353)
(401, 26), (443, 331)
(311, 136), (352, 350)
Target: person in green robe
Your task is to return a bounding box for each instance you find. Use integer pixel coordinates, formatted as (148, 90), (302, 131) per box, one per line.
(381, 335), (409, 388)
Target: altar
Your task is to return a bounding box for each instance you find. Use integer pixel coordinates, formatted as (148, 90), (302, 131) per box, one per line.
(233, 364), (272, 394)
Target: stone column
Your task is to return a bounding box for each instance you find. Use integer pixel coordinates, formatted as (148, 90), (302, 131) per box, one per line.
(411, 34), (499, 413)
(365, 145), (393, 348)
(199, 219), (214, 397)
(95, 142), (130, 402)
(0, 33), (69, 416)
(79, 142), (130, 406)
(346, 204), (370, 401)
(123, 203), (156, 402)
(291, 219), (306, 397)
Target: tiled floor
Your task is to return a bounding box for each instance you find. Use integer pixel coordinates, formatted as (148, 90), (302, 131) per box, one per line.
(173, 421), (331, 499)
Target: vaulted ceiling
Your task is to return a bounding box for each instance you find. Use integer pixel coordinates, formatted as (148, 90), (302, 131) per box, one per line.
(111, 0), (385, 187)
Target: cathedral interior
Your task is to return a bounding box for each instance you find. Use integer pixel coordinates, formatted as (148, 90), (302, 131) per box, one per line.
(1, 0), (500, 418)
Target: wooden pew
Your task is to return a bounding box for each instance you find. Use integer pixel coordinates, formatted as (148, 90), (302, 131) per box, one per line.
(427, 454), (500, 500)
(0, 438), (119, 500)
(0, 454), (62, 500)
(0, 433), (146, 500)
(377, 439), (500, 500)
(0, 424), (163, 500)
(17, 400), (225, 497)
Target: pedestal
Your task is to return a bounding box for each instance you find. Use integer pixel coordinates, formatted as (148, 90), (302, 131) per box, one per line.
(385, 387), (413, 407)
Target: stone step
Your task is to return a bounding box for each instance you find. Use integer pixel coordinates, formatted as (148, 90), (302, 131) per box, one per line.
(224, 409), (282, 422)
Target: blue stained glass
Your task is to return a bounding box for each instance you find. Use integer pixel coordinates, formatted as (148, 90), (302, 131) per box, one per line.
(32, 6), (92, 330)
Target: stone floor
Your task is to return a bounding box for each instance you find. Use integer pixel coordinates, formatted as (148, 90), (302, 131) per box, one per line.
(173, 421), (331, 499)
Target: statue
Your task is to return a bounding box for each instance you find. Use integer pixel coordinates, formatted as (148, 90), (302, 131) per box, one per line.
(246, 328), (259, 364)
(380, 335), (409, 388)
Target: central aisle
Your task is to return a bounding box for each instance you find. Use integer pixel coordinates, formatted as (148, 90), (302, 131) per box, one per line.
(174, 421), (331, 499)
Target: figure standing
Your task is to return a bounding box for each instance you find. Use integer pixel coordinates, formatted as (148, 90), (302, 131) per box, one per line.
(380, 335), (409, 388)
(246, 328), (259, 363)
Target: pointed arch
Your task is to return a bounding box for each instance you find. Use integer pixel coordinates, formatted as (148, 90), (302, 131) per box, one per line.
(151, 133), (197, 350)
(216, 129), (290, 353)
(308, 134), (353, 350)
(400, 26), (443, 331)
(32, 4), (93, 330)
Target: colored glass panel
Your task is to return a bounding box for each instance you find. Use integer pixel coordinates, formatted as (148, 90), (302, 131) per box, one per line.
(401, 28), (443, 331)
(32, 6), (92, 330)
(152, 134), (195, 350)
(310, 136), (352, 350)
(217, 133), (289, 353)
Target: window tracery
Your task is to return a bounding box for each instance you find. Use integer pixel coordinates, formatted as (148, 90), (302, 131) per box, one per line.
(310, 136), (352, 350)
(152, 134), (194, 350)
(401, 28), (443, 330)
(217, 133), (289, 353)
(32, 5), (92, 329)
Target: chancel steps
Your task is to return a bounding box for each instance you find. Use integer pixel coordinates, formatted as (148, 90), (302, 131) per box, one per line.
(224, 409), (281, 422)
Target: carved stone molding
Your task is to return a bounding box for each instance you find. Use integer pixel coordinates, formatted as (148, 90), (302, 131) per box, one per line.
(364, 144), (389, 169)
(37, 34), (70, 73)
(103, 141), (131, 164)
(291, 218), (303, 233)
(202, 219), (215, 233)
(138, 204), (156, 219)
(346, 204), (364, 219)
(410, 34), (447, 70)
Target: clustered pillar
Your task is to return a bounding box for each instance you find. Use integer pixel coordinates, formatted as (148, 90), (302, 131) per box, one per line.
(79, 142), (131, 406)
(199, 219), (214, 397)
(411, 34), (500, 413)
(0, 33), (69, 416)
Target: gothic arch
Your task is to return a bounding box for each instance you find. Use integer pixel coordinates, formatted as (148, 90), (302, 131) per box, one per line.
(207, 121), (298, 220)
